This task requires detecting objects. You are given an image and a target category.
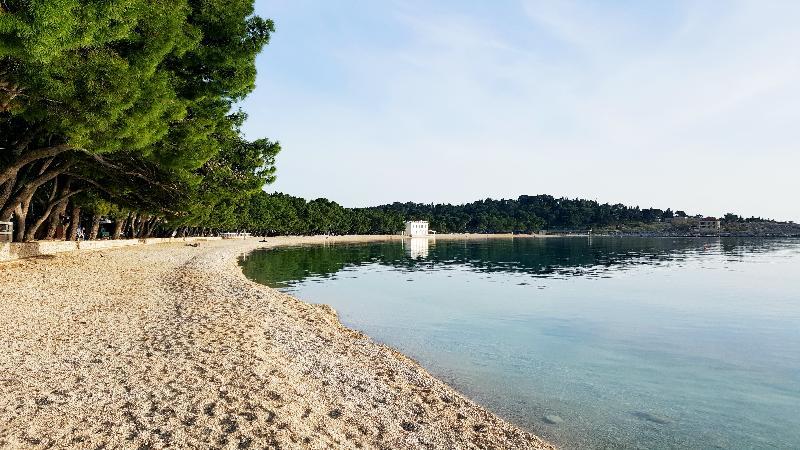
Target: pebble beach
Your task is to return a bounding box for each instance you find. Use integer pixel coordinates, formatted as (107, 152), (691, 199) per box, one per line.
(0, 236), (553, 449)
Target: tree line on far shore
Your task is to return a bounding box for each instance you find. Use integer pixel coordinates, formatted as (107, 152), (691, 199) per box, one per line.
(0, 0), (279, 242)
(235, 192), (767, 236)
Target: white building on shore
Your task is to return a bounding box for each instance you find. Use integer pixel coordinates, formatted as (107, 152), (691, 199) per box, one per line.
(698, 217), (721, 230)
(404, 220), (429, 237)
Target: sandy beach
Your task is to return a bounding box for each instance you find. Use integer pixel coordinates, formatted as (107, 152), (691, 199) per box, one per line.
(0, 236), (553, 449)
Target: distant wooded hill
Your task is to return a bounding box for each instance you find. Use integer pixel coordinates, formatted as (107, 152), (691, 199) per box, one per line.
(237, 192), (770, 236)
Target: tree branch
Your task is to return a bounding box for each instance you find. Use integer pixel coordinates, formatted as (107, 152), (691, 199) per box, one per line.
(82, 152), (181, 192)
(66, 174), (182, 216)
(0, 162), (71, 220)
(0, 144), (72, 186)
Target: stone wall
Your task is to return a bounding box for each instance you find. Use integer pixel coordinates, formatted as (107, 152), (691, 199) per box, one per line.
(0, 237), (222, 263)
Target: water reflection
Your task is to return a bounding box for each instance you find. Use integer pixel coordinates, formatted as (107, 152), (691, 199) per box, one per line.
(403, 237), (431, 259)
(240, 237), (795, 288)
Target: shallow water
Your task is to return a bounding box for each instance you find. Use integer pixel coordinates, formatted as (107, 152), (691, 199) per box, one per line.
(240, 237), (800, 449)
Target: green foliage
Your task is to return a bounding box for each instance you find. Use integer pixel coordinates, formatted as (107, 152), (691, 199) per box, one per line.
(168, 0), (273, 101)
(3, 1), (196, 152)
(0, 0), (276, 239)
(724, 213), (742, 223)
(0, 0), (145, 63)
(168, 118), (280, 230)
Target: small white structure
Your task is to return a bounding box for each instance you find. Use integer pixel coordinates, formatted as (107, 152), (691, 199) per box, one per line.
(404, 220), (429, 237)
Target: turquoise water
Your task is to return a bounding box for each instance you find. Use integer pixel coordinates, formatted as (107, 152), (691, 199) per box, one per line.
(239, 237), (800, 449)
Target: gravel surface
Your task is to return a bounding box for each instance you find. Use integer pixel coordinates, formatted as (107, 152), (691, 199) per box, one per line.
(0, 237), (554, 449)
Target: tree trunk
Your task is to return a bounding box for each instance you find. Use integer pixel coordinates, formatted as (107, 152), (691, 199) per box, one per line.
(44, 177), (72, 239)
(135, 214), (145, 238)
(14, 213), (25, 242)
(89, 214), (101, 240)
(27, 177), (57, 241)
(67, 204), (81, 241)
(112, 218), (125, 240)
(10, 190), (37, 242)
(0, 168), (18, 208)
(13, 205), (26, 242)
(130, 214), (139, 238)
(24, 188), (85, 242)
(135, 214), (149, 238)
(125, 212), (136, 239)
(45, 201), (67, 239)
(28, 207), (58, 242)
(143, 217), (157, 238)
(26, 213), (47, 242)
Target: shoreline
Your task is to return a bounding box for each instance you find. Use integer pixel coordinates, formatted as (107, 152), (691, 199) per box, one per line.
(3, 231), (796, 264)
(0, 236), (554, 449)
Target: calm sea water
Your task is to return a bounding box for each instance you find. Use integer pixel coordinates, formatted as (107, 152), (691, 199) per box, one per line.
(239, 237), (800, 449)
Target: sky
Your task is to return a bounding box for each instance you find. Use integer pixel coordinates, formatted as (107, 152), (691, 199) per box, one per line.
(240, 0), (800, 221)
